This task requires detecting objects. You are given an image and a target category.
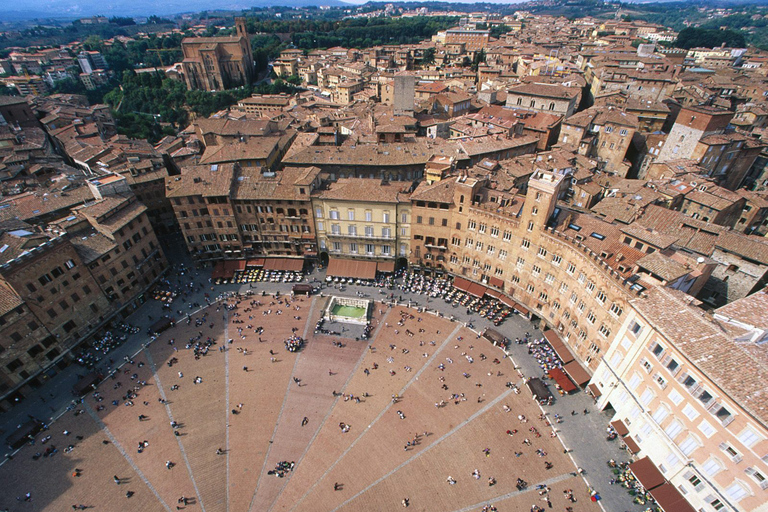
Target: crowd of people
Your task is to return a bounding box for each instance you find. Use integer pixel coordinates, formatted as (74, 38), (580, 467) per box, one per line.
(284, 335), (304, 352)
(4, 257), (638, 512)
(525, 336), (565, 373)
(607, 459), (660, 508)
(267, 460), (296, 478)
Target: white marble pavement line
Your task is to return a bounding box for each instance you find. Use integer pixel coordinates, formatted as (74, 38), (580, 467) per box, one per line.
(449, 472), (576, 512)
(224, 309), (231, 512)
(144, 348), (207, 512)
(83, 401), (174, 512)
(329, 387), (515, 512)
(288, 322), (463, 512)
(264, 305), (394, 512)
(246, 297), (318, 512)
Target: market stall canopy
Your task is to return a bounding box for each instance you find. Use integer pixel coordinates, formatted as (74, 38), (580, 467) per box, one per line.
(610, 419), (630, 437)
(150, 317), (175, 334)
(488, 276), (504, 289)
(623, 436), (641, 454)
(499, 294), (531, 315)
(6, 419), (44, 449)
(263, 258), (304, 272)
(452, 276), (472, 292)
(543, 330), (575, 364)
(483, 328), (506, 345)
(467, 282), (487, 298)
(211, 262), (227, 279)
(526, 377), (552, 402)
(212, 260), (246, 278)
(548, 367), (577, 393)
(226, 260), (246, 273)
(73, 371), (102, 396)
(292, 284), (314, 295)
(377, 261), (395, 273)
(563, 360), (591, 387)
(649, 483), (696, 512)
(327, 258), (377, 280)
(629, 457), (665, 490)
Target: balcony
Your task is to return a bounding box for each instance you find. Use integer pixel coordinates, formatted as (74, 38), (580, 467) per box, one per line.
(326, 232), (394, 242)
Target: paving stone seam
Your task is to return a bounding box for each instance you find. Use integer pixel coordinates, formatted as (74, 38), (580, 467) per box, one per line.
(145, 347), (208, 512)
(264, 304), (389, 512)
(289, 322), (462, 512)
(524, 368), (609, 512)
(83, 400), (174, 512)
(329, 387), (515, 512)
(449, 472), (575, 512)
(224, 309), (231, 512)
(246, 297), (317, 512)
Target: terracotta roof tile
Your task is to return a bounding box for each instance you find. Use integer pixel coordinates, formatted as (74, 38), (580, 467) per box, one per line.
(632, 287), (768, 426)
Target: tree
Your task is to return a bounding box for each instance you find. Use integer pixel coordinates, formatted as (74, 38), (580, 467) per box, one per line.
(472, 49), (486, 71)
(109, 17), (136, 26)
(82, 35), (104, 52)
(675, 27), (746, 50)
(490, 24), (511, 39)
(421, 47), (436, 65)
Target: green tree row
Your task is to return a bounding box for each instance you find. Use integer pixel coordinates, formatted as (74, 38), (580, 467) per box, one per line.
(0, 19), (175, 51)
(101, 70), (300, 142)
(83, 34), (186, 74)
(243, 16), (457, 50)
(674, 27), (747, 50)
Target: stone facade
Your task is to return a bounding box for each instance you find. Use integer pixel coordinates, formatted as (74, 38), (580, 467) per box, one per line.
(655, 106), (734, 164)
(312, 179), (411, 264)
(181, 18), (255, 92)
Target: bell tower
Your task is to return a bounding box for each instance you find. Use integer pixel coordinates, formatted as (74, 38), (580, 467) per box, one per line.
(519, 169), (568, 237)
(234, 17), (254, 84)
(235, 17), (248, 40)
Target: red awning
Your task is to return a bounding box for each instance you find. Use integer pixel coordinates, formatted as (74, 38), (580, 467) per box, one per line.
(488, 276), (504, 289)
(211, 262), (227, 279)
(262, 259), (280, 270)
(588, 383), (602, 398)
(247, 258), (265, 267)
(548, 368), (577, 393)
(629, 457), (665, 490)
(623, 436), (641, 455)
(611, 419), (630, 437)
(282, 258), (304, 272)
(563, 360), (591, 387)
(212, 260), (245, 279)
(543, 330), (575, 364)
(498, 294), (531, 316)
(467, 282), (487, 298)
(484, 289), (501, 299)
(225, 260), (246, 274)
(377, 261), (395, 273)
(453, 276), (472, 292)
(650, 483), (696, 512)
(263, 258), (304, 272)
(499, 294), (516, 307)
(512, 299), (530, 316)
(327, 258), (377, 280)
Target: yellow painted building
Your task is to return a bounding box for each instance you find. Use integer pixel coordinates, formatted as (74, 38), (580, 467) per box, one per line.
(311, 178), (411, 264)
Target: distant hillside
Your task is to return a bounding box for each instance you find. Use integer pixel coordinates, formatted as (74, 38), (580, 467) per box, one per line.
(0, 0), (349, 20)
